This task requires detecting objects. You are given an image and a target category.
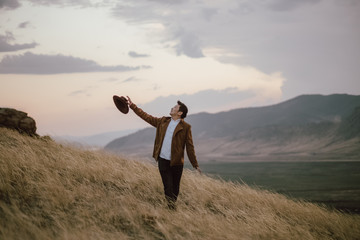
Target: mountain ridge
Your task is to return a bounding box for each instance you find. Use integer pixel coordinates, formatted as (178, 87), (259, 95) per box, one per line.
(53, 128), (139, 147)
(105, 94), (360, 161)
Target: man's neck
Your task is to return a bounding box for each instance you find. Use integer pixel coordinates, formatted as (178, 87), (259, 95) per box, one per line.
(171, 116), (181, 121)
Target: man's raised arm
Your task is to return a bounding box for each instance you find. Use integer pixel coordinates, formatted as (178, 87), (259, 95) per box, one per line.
(126, 96), (160, 128)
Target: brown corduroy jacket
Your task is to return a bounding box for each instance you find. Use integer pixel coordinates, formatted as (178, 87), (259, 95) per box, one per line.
(130, 104), (199, 168)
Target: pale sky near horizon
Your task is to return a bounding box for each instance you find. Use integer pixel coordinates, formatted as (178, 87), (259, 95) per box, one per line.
(1, 0), (359, 136)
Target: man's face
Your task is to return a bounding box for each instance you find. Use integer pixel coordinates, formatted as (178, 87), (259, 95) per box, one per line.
(170, 104), (181, 117)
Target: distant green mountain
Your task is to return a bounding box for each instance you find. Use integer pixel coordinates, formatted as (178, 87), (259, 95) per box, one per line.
(187, 94), (360, 138)
(337, 106), (360, 139)
(105, 94), (360, 161)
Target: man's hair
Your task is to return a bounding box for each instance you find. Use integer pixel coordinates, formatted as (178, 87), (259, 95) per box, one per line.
(177, 100), (188, 119)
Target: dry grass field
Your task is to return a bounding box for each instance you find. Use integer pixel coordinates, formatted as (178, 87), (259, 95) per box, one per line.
(1, 128), (359, 240)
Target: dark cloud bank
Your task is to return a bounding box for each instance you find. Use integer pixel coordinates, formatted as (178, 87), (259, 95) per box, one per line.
(141, 88), (255, 116)
(0, 52), (151, 74)
(112, 0), (360, 98)
(0, 0), (92, 9)
(2, 0), (359, 96)
(0, 33), (37, 52)
(0, 0), (20, 10)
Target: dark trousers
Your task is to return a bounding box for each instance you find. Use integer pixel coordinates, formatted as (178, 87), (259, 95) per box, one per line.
(158, 157), (183, 209)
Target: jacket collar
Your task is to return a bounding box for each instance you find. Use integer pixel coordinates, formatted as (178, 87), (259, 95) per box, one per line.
(174, 119), (184, 135)
(163, 117), (184, 135)
(164, 117), (184, 123)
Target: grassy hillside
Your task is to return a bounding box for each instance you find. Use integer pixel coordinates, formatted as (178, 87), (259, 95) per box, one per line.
(1, 128), (359, 240)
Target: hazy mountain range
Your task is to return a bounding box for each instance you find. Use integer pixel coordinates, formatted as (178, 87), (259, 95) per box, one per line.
(105, 94), (360, 162)
(53, 129), (139, 148)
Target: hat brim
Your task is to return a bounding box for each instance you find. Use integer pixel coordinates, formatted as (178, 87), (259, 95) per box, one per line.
(113, 95), (129, 114)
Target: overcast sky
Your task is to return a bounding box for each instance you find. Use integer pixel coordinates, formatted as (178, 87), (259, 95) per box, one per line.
(1, 0), (359, 136)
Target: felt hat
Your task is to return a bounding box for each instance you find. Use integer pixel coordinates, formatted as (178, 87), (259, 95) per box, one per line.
(113, 95), (129, 114)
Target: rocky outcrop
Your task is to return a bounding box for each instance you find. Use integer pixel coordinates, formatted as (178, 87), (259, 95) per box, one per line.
(0, 108), (37, 136)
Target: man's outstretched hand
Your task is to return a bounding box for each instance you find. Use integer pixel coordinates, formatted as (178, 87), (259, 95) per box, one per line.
(126, 96), (133, 107)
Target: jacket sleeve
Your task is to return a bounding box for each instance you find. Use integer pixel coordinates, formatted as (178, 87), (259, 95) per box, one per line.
(130, 104), (160, 128)
(185, 126), (199, 168)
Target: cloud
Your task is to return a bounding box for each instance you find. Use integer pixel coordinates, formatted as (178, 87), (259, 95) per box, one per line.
(0, 32), (38, 52)
(147, 0), (186, 4)
(219, 1), (360, 97)
(111, 0), (360, 99)
(0, 0), (92, 9)
(112, 1), (205, 59)
(122, 76), (141, 83)
(334, 0), (360, 7)
(101, 77), (119, 82)
(0, 52), (152, 74)
(174, 30), (204, 58)
(128, 51), (150, 58)
(112, 2), (162, 24)
(0, 0), (20, 10)
(140, 88), (261, 116)
(229, 3), (254, 15)
(18, 21), (31, 29)
(27, 0), (92, 7)
(202, 8), (218, 21)
(266, 0), (322, 11)
(68, 89), (91, 97)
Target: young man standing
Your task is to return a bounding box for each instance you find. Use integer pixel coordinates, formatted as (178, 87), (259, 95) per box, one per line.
(126, 96), (201, 209)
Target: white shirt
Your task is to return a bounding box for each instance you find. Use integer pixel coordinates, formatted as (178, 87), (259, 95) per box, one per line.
(159, 118), (180, 160)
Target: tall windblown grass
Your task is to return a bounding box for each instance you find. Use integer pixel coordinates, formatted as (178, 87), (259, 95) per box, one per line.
(0, 128), (359, 240)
